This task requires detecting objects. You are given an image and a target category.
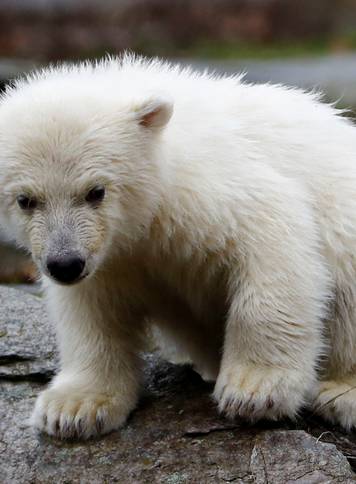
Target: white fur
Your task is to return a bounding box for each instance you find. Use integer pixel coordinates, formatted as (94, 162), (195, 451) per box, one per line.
(0, 55), (356, 438)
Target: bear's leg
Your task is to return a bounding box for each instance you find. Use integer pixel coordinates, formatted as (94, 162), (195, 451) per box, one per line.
(313, 377), (356, 430)
(213, 189), (329, 422)
(313, 284), (356, 430)
(214, 278), (325, 421)
(31, 279), (142, 439)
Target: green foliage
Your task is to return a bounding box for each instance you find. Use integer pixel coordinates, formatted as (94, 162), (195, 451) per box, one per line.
(181, 35), (356, 60)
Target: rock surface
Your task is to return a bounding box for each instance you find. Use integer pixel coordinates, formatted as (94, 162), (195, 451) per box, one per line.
(0, 285), (356, 483)
(187, 54), (356, 110)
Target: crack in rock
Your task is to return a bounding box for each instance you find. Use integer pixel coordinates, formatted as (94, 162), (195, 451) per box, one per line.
(0, 353), (35, 364)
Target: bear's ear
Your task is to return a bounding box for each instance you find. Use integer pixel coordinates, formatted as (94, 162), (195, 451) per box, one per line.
(135, 97), (173, 129)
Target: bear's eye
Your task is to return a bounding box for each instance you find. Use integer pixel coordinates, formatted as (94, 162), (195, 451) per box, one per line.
(85, 185), (105, 204)
(17, 194), (37, 211)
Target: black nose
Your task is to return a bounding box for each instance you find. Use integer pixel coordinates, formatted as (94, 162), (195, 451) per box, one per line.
(47, 256), (85, 284)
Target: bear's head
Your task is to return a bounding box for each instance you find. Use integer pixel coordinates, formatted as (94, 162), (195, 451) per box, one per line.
(0, 68), (173, 285)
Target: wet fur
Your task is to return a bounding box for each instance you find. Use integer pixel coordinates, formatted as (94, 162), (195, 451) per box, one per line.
(0, 55), (356, 437)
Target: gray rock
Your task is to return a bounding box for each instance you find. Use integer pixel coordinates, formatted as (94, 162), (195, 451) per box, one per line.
(0, 285), (56, 381)
(0, 59), (36, 82)
(0, 285), (355, 483)
(179, 54), (356, 109)
(1, 55), (356, 110)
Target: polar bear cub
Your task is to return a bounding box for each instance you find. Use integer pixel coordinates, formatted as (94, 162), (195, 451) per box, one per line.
(0, 55), (356, 439)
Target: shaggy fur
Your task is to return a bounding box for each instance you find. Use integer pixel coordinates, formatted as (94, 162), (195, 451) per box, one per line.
(0, 55), (356, 438)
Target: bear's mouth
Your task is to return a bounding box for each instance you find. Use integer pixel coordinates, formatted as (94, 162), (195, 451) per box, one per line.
(49, 272), (89, 286)
(45, 270), (89, 286)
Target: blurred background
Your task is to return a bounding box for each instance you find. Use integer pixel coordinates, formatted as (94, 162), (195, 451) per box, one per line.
(1, 0), (356, 285)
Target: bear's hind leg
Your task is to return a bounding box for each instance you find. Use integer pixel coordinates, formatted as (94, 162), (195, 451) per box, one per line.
(313, 377), (356, 430)
(314, 284), (356, 430)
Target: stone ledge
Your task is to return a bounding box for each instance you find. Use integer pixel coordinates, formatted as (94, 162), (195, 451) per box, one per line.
(0, 285), (355, 483)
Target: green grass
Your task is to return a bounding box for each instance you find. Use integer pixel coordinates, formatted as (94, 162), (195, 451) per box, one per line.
(180, 35), (356, 60)
(70, 32), (356, 63)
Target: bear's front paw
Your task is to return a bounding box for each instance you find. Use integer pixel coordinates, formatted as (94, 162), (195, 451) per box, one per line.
(31, 386), (133, 439)
(214, 363), (309, 422)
